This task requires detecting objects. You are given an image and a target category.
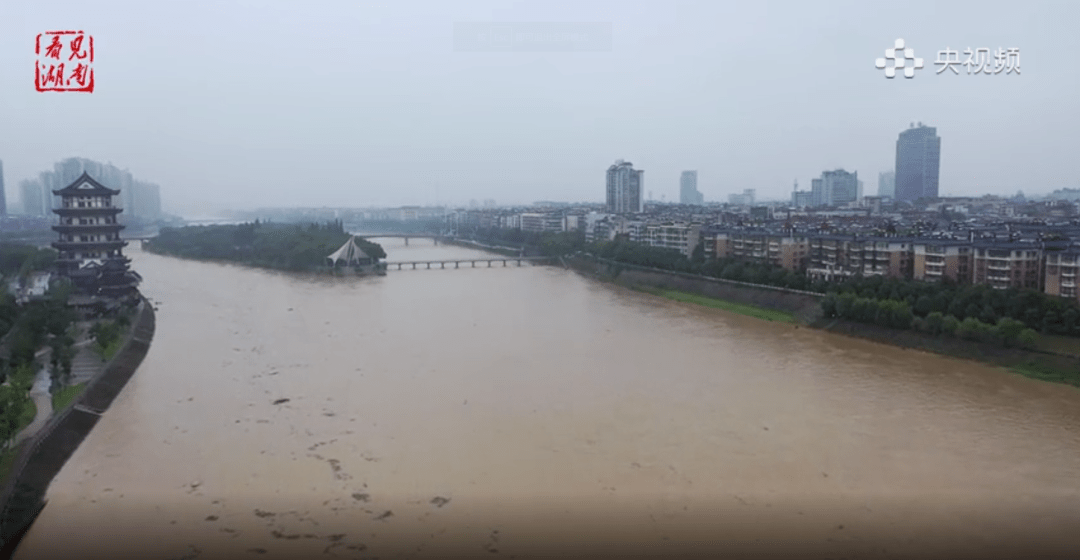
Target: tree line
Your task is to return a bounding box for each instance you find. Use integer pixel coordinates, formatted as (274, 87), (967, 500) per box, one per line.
(580, 236), (1080, 338)
(145, 221), (387, 271)
(0, 245), (77, 448)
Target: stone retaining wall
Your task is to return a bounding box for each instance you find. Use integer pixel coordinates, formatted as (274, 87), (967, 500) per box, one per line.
(0, 296), (156, 551)
(565, 255), (825, 323)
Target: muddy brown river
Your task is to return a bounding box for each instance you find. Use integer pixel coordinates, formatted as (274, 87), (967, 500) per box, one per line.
(13, 239), (1080, 559)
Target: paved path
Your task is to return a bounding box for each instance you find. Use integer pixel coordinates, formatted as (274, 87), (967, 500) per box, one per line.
(12, 349), (54, 447)
(69, 340), (104, 385)
(10, 327), (100, 447)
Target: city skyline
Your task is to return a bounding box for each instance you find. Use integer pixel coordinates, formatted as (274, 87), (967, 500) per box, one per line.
(1, 1), (1077, 212)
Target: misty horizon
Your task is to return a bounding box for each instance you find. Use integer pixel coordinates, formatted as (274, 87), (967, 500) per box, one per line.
(2, 0), (1077, 215)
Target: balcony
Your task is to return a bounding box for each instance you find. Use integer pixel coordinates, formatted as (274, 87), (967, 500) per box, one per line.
(53, 206), (123, 216)
(1064, 280), (1077, 288)
(987, 263), (1011, 271)
(52, 239), (128, 252)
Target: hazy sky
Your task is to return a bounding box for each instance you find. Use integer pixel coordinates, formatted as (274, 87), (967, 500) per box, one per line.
(1, 1), (1077, 214)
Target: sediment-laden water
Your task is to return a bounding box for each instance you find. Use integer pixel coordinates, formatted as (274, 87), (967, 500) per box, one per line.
(14, 239), (1080, 559)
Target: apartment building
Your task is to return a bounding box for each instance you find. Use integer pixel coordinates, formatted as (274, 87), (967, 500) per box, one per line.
(520, 212), (569, 234)
(714, 230), (808, 272)
(1044, 248), (1080, 301)
(807, 235), (913, 281)
(807, 235), (855, 281)
(644, 223), (701, 257)
(971, 242), (1042, 290)
(912, 240), (972, 283)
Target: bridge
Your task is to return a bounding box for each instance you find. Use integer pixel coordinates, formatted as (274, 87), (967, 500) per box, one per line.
(386, 257), (552, 270)
(124, 232), (447, 244)
(351, 233), (446, 246)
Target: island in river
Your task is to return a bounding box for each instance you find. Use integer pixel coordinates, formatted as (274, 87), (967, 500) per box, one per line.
(142, 221), (386, 274)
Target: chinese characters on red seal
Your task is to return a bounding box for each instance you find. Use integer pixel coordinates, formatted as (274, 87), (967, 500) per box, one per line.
(35, 31), (94, 92)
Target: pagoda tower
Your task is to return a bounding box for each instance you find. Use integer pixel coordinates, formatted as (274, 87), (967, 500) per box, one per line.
(51, 172), (141, 299)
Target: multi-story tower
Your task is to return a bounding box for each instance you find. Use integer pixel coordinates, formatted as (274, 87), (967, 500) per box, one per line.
(606, 160), (644, 214)
(0, 159), (7, 216)
(679, 171), (703, 205)
(812, 169), (858, 207)
(878, 171), (896, 199)
(895, 123), (941, 202)
(51, 172), (141, 298)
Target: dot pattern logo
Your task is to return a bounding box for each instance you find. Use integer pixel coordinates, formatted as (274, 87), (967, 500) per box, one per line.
(875, 38), (923, 79)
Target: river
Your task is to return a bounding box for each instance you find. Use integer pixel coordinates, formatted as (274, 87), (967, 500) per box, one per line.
(13, 239), (1080, 559)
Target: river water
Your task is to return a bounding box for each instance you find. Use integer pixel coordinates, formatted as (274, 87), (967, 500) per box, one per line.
(13, 239), (1080, 559)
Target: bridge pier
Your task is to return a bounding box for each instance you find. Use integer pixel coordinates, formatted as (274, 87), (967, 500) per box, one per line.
(471, 261), (476, 268)
(412, 263), (417, 269)
(441, 262), (445, 269)
(455, 262), (459, 269)
(404, 237), (409, 246)
(503, 260), (507, 267)
(488, 260), (492, 267)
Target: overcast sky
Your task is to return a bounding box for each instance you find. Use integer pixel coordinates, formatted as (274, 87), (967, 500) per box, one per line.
(1, 0), (1076, 215)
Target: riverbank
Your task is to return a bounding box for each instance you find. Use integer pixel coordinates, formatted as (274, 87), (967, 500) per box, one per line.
(440, 237), (524, 257)
(0, 296), (157, 554)
(566, 254), (1080, 387)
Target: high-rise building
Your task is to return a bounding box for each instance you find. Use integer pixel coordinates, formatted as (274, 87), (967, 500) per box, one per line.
(606, 160), (644, 214)
(15, 158), (162, 221)
(895, 123), (941, 202)
(812, 169), (858, 206)
(0, 159), (6, 216)
(728, 189), (755, 206)
(679, 171), (704, 205)
(878, 171), (896, 199)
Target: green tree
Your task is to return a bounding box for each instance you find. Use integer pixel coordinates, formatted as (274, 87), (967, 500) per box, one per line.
(1017, 328), (1039, 350)
(941, 315), (961, 336)
(925, 311), (945, 335)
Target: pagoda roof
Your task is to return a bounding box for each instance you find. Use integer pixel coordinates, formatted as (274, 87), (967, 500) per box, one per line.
(53, 172), (121, 196)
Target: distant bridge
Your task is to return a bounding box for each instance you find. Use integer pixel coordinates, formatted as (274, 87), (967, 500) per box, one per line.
(352, 233), (446, 246)
(386, 257), (553, 270)
(124, 232), (446, 243)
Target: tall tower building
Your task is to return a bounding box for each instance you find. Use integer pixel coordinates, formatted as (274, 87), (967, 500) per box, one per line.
(895, 123), (941, 202)
(679, 171), (704, 205)
(812, 169), (858, 206)
(52, 172), (141, 299)
(606, 160), (644, 214)
(0, 159), (6, 216)
(878, 171), (896, 199)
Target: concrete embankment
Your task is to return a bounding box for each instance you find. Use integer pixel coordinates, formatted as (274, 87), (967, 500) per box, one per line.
(0, 297), (157, 555)
(440, 237), (524, 256)
(564, 255), (825, 324)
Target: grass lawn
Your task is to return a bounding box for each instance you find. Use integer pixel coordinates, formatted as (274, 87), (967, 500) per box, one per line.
(52, 383), (86, 411)
(0, 443), (22, 489)
(15, 398), (36, 434)
(1033, 333), (1080, 358)
(641, 287), (798, 324)
(1007, 361), (1080, 387)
